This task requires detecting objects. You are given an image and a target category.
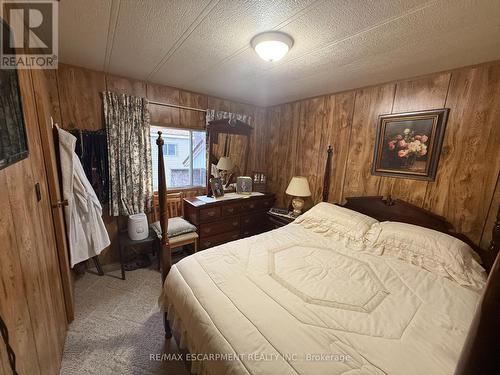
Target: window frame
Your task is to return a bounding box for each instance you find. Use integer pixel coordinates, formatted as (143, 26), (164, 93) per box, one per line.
(151, 125), (206, 192)
(164, 143), (178, 156)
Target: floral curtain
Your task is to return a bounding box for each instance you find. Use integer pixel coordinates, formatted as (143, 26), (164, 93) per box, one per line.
(103, 92), (152, 216)
(205, 109), (253, 126)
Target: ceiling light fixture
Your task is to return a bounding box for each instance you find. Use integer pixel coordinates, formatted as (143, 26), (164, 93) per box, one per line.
(251, 31), (293, 62)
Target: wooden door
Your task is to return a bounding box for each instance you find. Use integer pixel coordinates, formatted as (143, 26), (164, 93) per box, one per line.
(0, 70), (68, 374)
(31, 70), (75, 322)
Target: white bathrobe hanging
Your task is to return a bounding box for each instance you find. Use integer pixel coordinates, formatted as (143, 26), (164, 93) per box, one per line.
(57, 126), (110, 267)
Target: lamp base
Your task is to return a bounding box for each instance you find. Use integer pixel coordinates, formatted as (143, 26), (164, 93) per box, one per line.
(291, 197), (305, 216)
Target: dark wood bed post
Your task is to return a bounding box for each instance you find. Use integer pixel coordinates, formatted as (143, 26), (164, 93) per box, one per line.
(455, 206), (500, 375)
(322, 146), (333, 202)
(156, 131), (173, 338)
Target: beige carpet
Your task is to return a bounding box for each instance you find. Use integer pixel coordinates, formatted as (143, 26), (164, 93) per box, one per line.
(60, 263), (189, 375)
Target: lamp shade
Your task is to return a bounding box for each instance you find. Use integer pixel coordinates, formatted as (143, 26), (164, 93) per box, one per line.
(217, 156), (234, 171)
(285, 176), (311, 197)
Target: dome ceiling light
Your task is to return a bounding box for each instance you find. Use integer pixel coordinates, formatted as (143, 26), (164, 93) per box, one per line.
(251, 31), (294, 62)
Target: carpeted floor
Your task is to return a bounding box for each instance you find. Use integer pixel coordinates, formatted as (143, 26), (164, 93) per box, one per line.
(60, 262), (189, 375)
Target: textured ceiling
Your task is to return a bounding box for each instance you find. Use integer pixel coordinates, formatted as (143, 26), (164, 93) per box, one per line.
(59, 0), (500, 106)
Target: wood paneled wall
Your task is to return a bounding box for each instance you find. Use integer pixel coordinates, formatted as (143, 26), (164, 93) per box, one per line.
(0, 71), (67, 374)
(265, 60), (500, 248)
(41, 63), (267, 264)
(39, 61), (500, 261)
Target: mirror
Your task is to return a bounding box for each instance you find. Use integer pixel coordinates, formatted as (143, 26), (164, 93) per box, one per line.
(212, 133), (249, 176)
(206, 118), (252, 196)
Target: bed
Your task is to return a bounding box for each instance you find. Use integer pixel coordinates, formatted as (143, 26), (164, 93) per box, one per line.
(154, 134), (500, 375)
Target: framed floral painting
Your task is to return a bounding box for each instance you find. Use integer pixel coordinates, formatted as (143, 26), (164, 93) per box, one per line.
(372, 109), (449, 181)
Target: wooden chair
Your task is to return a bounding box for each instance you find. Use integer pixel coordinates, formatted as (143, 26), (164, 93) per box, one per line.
(151, 192), (198, 253)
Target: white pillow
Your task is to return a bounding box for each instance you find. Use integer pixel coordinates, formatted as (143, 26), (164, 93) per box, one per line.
(366, 221), (487, 289)
(294, 202), (378, 249)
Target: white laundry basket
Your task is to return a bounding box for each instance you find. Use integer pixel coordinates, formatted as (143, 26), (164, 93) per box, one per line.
(127, 213), (148, 241)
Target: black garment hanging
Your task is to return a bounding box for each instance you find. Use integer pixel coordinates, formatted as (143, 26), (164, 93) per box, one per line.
(70, 129), (109, 205)
(0, 314), (18, 375)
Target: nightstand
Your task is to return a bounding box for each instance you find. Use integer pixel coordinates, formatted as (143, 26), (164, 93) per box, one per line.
(118, 229), (158, 280)
(267, 210), (296, 228)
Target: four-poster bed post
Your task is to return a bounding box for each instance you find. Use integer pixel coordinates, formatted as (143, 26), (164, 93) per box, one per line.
(322, 145), (333, 202)
(156, 131), (172, 282)
(156, 131), (173, 338)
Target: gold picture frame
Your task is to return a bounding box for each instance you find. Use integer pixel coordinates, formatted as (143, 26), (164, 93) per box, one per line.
(372, 109), (449, 181)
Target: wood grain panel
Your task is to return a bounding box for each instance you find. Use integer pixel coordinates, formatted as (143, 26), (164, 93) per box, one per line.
(57, 64), (106, 130)
(146, 83), (179, 126)
(316, 92), (355, 203)
(31, 70), (75, 323)
(0, 172), (41, 375)
(378, 73), (451, 206)
(424, 64), (500, 243)
(276, 102), (301, 207)
(179, 91), (207, 130)
(106, 74), (146, 97)
(481, 171), (500, 249)
(265, 107), (284, 206)
(22, 70), (69, 337)
(207, 96), (231, 112)
(392, 73), (451, 113)
(248, 107), (267, 173)
(15, 70), (65, 374)
(4, 160), (62, 375)
(342, 84), (396, 198)
(294, 98), (325, 204)
(39, 69), (62, 125)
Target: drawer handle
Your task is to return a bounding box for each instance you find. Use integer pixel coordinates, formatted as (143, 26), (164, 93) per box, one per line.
(249, 204), (255, 209)
(204, 241), (212, 247)
(232, 221), (238, 226)
(231, 235), (238, 239)
(207, 211), (216, 216)
(244, 219), (250, 224)
(227, 208), (234, 213)
(243, 231), (249, 236)
(204, 228), (211, 233)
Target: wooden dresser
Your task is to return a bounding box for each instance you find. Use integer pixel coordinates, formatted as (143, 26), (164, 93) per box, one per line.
(184, 193), (275, 250)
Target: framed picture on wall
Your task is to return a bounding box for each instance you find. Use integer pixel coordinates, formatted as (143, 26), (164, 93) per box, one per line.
(0, 20), (28, 170)
(372, 109), (449, 181)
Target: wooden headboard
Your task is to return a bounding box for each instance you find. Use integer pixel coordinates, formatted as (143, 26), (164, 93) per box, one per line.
(321, 146), (499, 271)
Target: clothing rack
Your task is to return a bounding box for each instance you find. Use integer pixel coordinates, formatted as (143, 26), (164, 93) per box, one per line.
(147, 100), (207, 113)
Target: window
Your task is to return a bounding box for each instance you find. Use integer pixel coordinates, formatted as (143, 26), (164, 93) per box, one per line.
(151, 126), (206, 190)
(164, 143), (177, 156)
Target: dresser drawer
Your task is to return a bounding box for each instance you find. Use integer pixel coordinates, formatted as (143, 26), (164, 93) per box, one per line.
(261, 197), (274, 210)
(241, 199), (259, 211)
(199, 206), (221, 221)
(241, 212), (266, 230)
(200, 218), (240, 237)
(221, 202), (241, 216)
(199, 230), (240, 250)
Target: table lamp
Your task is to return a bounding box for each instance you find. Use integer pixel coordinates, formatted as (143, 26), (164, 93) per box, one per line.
(286, 176), (311, 216)
(217, 156), (234, 185)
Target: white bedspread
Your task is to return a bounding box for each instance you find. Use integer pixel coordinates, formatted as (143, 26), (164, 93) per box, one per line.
(160, 223), (481, 375)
